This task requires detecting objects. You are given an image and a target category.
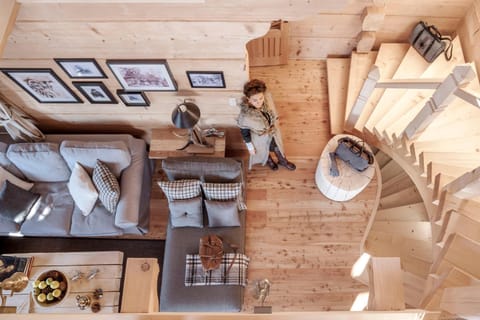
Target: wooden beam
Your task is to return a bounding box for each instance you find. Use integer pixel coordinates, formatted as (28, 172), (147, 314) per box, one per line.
(404, 64), (477, 139)
(361, 6), (385, 32)
(0, 0), (19, 58)
(326, 58), (350, 135)
(356, 31), (376, 53)
(368, 257), (405, 311)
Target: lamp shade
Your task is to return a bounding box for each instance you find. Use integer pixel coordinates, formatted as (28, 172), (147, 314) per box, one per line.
(171, 101), (200, 129)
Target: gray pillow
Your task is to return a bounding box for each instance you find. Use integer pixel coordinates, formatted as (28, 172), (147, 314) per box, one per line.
(6, 143), (71, 182)
(204, 199), (240, 227)
(0, 180), (40, 224)
(169, 197), (203, 228)
(0, 142), (25, 179)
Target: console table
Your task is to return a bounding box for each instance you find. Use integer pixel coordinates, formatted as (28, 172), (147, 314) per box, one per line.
(7, 251), (123, 314)
(149, 127), (226, 159)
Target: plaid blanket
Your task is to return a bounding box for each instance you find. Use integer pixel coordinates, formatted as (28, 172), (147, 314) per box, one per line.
(185, 253), (249, 287)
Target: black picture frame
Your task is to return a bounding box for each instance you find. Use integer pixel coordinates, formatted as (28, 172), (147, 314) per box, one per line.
(73, 81), (117, 104)
(117, 90), (150, 107)
(55, 58), (107, 79)
(0, 68), (82, 103)
(186, 71), (226, 88)
(106, 59), (177, 91)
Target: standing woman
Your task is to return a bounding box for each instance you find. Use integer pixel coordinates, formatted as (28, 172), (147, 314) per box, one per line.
(236, 79), (296, 171)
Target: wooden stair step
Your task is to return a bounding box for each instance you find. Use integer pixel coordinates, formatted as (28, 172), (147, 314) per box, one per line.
(427, 162), (472, 186)
(380, 158), (405, 183)
(374, 150), (391, 169)
(419, 152), (480, 174)
(364, 46), (430, 134)
(368, 257), (405, 311)
(379, 186), (422, 209)
(382, 171), (414, 198)
(410, 136), (480, 165)
(374, 37), (465, 143)
(352, 43), (409, 132)
(431, 233), (480, 279)
(440, 284), (480, 317)
(436, 210), (480, 245)
(432, 173), (457, 204)
(403, 271), (427, 308)
(421, 267), (478, 310)
(365, 229), (433, 264)
(344, 51), (378, 128)
(434, 190), (480, 223)
(375, 203), (428, 222)
(414, 114), (480, 143)
(326, 57), (350, 135)
(369, 221), (432, 242)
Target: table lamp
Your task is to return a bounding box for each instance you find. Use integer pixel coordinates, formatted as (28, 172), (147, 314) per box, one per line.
(171, 100), (212, 151)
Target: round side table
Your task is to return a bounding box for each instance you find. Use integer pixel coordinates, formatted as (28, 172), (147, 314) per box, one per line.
(315, 134), (375, 201)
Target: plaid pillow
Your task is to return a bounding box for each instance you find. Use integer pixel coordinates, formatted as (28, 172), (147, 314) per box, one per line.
(202, 182), (247, 211)
(202, 182), (241, 201)
(157, 179), (201, 202)
(92, 160), (120, 214)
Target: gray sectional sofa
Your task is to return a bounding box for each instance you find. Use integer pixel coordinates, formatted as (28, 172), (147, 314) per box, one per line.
(159, 156), (247, 312)
(0, 133), (154, 237)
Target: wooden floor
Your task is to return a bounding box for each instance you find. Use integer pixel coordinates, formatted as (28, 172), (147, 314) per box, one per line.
(146, 60), (378, 312)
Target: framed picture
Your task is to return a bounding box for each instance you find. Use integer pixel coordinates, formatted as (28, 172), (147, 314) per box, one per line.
(186, 71), (225, 88)
(73, 81), (117, 104)
(0, 68), (82, 103)
(117, 90), (150, 107)
(55, 58), (107, 79)
(106, 59), (177, 91)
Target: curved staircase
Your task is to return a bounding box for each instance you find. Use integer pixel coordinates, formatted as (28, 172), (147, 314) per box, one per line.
(328, 37), (480, 318)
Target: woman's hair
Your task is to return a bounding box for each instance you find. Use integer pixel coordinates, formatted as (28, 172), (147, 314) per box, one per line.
(243, 79), (267, 97)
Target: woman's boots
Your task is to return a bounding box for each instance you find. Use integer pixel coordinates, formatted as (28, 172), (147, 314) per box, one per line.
(273, 147), (296, 171)
(266, 155), (278, 171)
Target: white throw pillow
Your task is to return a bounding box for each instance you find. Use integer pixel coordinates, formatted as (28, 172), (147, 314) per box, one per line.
(0, 166), (34, 191)
(68, 162), (99, 216)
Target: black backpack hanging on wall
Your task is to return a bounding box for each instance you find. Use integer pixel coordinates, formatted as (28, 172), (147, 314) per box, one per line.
(409, 21), (453, 63)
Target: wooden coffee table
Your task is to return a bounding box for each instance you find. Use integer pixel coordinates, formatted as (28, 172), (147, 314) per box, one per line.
(6, 251), (123, 314)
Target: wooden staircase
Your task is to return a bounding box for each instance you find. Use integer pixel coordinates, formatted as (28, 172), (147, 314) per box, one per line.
(328, 37), (480, 319)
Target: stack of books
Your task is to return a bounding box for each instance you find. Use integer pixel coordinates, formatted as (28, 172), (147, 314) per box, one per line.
(0, 255), (34, 282)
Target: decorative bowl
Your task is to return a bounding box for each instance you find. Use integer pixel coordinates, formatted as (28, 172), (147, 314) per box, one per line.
(32, 270), (69, 307)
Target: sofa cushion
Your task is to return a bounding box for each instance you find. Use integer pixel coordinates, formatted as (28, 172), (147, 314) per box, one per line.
(169, 197), (203, 228)
(158, 179), (201, 202)
(70, 205), (123, 236)
(20, 182), (73, 237)
(92, 160), (120, 214)
(202, 182), (242, 201)
(0, 166), (34, 191)
(60, 140), (131, 178)
(0, 142), (25, 179)
(204, 199), (240, 227)
(162, 157), (242, 182)
(0, 180), (40, 224)
(6, 143), (71, 182)
(68, 162), (99, 216)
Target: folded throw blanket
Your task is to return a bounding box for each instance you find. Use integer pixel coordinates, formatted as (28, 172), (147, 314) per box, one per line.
(185, 253), (249, 287)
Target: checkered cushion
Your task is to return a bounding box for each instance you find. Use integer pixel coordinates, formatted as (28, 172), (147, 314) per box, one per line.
(201, 182), (247, 211)
(92, 160), (120, 214)
(158, 179), (201, 202)
(202, 182), (241, 201)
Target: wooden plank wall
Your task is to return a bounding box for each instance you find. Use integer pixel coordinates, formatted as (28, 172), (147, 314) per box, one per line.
(0, 0), (472, 143)
(289, 0), (472, 60)
(0, 0), (347, 141)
